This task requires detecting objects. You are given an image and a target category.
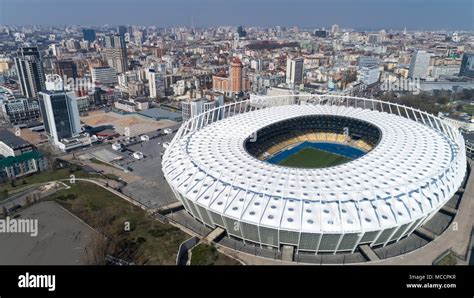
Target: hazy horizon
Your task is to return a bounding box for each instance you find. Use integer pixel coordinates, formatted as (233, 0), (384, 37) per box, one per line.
(0, 0), (473, 30)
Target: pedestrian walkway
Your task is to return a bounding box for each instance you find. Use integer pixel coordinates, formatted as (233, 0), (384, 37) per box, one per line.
(204, 227), (225, 243)
(359, 245), (380, 261)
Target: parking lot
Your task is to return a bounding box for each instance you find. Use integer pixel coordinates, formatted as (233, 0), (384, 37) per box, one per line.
(0, 201), (96, 265)
(79, 123), (181, 208)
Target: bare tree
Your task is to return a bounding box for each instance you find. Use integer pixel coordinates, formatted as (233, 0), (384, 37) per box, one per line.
(82, 233), (111, 265)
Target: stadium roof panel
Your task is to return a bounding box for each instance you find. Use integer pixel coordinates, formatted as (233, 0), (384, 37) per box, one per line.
(163, 99), (465, 236)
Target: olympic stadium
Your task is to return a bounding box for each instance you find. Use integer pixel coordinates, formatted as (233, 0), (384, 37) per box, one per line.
(162, 95), (466, 255)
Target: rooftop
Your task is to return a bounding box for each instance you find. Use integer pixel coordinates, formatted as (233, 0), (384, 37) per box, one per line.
(0, 129), (31, 150)
(0, 150), (43, 168)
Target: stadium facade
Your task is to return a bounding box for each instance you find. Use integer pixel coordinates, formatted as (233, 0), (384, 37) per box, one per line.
(162, 95), (466, 254)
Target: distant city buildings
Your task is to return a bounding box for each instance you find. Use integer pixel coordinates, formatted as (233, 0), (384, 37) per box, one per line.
(212, 58), (250, 96)
(237, 25), (247, 38)
(432, 64), (461, 79)
(0, 24), (472, 160)
(357, 56), (380, 68)
(0, 97), (41, 126)
(331, 24), (339, 36)
(114, 97), (149, 112)
(53, 60), (78, 79)
(359, 66), (381, 85)
(127, 80), (146, 97)
(91, 66), (118, 86)
(117, 25), (128, 36)
(286, 57), (304, 86)
(104, 34), (128, 73)
(408, 50), (431, 79)
(314, 29), (328, 38)
(82, 28), (96, 42)
(181, 96), (224, 122)
(14, 47), (46, 98)
(147, 68), (165, 99)
(460, 53), (474, 78)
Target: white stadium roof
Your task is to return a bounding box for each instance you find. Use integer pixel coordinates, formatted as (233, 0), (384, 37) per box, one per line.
(163, 98), (465, 237)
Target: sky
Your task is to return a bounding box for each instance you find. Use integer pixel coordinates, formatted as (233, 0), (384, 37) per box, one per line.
(0, 0), (472, 30)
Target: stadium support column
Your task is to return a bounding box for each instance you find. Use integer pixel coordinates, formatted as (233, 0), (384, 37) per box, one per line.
(351, 232), (365, 254)
(333, 234), (344, 254)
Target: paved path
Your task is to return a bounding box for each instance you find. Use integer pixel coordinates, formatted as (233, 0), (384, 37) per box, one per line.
(415, 227), (436, 241)
(441, 205), (457, 216)
(360, 245), (380, 261)
(204, 227), (225, 243)
(0, 182), (68, 210)
(157, 201), (184, 214)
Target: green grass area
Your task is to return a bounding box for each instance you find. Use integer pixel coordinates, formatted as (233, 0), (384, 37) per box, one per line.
(50, 181), (189, 265)
(462, 105), (474, 115)
(278, 147), (351, 168)
(0, 166), (94, 201)
(190, 243), (240, 265)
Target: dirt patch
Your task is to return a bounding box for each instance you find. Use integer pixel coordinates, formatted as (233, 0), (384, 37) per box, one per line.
(81, 111), (176, 136)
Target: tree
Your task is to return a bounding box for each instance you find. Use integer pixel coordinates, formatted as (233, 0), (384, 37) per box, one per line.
(82, 233), (112, 265)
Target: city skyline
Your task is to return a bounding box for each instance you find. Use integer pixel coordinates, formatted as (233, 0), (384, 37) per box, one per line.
(0, 0), (473, 30)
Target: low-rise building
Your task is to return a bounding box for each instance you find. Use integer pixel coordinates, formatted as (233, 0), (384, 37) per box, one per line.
(0, 130), (48, 182)
(181, 96), (224, 122)
(0, 129), (34, 157)
(114, 100), (137, 112)
(114, 98), (149, 112)
(91, 66), (118, 86)
(0, 150), (48, 183)
(0, 97), (41, 126)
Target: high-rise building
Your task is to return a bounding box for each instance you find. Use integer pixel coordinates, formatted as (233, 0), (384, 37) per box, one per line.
(314, 30), (328, 38)
(230, 58), (244, 94)
(237, 25), (247, 37)
(331, 24), (339, 36)
(408, 50), (432, 79)
(459, 53), (474, 78)
(14, 47), (46, 98)
(368, 34), (379, 44)
(38, 90), (82, 146)
(91, 66), (118, 86)
(104, 34), (128, 73)
(117, 25), (127, 36)
(286, 57), (304, 86)
(147, 69), (165, 99)
(82, 28), (96, 42)
(53, 60), (78, 79)
(212, 58), (250, 96)
(359, 66), (381, 85)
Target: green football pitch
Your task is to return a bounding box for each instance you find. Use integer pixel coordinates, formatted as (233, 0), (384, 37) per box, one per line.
(278, 147), (352, 168)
